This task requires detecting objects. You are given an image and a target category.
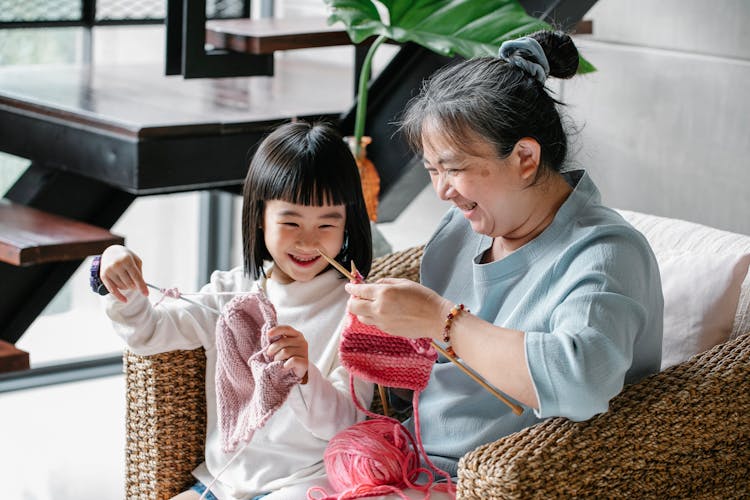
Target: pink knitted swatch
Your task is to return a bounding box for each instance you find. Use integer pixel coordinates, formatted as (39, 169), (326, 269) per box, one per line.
(339, 271), (437, 389)
(215, 289), (301, 453)
(339, 313), (437, 390)
(311, 274), (454, 500)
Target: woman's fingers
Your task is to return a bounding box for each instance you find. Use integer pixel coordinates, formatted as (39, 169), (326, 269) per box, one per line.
(344, 282), (374, 300)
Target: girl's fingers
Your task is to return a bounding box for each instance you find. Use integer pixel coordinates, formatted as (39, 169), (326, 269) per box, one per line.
(271, 346), (301, 363)
(267, 325), (300, 338)
(102, 276), (127, 303)
(283, 357), (308, 380)
(124, 266), (149, 296)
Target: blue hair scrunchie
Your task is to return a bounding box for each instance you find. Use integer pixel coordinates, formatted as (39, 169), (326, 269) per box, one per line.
(498, 37), (550, 84)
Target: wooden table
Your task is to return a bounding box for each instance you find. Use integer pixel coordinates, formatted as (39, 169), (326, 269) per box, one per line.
(206, 16), (353, 54)
(0, 58), (354, 345)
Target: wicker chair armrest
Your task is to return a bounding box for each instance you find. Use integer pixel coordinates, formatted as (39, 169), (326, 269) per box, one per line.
(124, 348), (207, 500)
(457, 331), (750, 499)
(369, 245), (424, 282)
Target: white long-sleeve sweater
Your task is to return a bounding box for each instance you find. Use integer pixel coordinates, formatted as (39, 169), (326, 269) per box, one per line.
(106, 268), (373, 499)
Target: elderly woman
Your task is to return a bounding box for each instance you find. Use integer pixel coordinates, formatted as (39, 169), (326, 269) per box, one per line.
(346, 30), (663, 480)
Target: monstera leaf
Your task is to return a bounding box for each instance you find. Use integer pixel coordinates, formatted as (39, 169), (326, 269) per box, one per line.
(325, 0), (594, 148)
(327, 0), (549, 59)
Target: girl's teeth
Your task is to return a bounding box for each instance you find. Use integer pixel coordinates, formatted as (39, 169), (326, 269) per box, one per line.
(293, 255), (316, 262)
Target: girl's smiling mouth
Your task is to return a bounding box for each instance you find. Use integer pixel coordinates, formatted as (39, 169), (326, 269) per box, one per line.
(289, 254), (320, 266)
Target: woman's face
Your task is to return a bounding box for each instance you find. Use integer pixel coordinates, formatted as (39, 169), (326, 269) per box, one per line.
(262, 199), (346, 283)
(421, 127), (534, 238)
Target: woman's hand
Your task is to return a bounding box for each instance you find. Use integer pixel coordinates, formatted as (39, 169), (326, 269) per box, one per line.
(345, 278), (452, 340)
(266, 325), (309, 382)
(100, 245), (149, 303)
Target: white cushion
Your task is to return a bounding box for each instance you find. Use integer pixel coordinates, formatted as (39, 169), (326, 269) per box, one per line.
(657, 251), (750, 370)
(617, 209), (750, 369)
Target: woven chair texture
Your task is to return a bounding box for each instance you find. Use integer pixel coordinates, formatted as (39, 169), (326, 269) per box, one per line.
(457, 330), (750, 499)
(124, 212), (750, 499)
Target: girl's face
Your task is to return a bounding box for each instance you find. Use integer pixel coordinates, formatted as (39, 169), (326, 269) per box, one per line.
(421, 126), (535, 239)
(262, 199), (346, 283)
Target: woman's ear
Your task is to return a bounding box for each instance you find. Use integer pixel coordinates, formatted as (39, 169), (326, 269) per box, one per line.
(513, 138), (541, 181)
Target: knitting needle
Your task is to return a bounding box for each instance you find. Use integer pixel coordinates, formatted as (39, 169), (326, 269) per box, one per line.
(317, 249), (356, 280)
(146, 282), (222, 315)
(317, 249), (524, 415)
(431, 342), (523, 415)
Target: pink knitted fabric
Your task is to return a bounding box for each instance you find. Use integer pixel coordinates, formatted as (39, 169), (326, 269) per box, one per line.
(339, 313), (436, 390)
(215, 289), (301, 453)
(339, 271), (437, 389)
(310, 274), (454, 500)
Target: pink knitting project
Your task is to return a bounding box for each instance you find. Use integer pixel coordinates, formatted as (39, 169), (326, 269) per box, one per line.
(319, 273), (454, 499)
(339, 313), (436, 391)
(215, 289), (301, 453)
(339, 271), (437, 390)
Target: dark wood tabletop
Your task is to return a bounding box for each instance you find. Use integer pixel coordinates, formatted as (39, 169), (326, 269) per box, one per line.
(0, 57), (354, 193)
(206, 16), (353, 54)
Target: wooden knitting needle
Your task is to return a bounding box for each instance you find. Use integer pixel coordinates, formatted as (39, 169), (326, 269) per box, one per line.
(317, 249), (524, 415)
(431, 342), (523, 415)
(318, 249), (356, 280)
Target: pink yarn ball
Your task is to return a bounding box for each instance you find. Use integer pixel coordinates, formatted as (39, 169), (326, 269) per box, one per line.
(324, 419), (420, 493)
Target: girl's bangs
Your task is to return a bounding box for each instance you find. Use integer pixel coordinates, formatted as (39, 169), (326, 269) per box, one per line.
(262, 161), (355, 208)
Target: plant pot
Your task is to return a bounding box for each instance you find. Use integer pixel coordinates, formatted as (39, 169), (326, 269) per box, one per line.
(345, 135), (380, 222)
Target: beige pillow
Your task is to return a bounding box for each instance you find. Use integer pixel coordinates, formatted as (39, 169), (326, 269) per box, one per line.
(658, 251), (750, 370)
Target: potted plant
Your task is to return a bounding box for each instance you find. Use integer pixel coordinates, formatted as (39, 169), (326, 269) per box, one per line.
(324, 0), (592, 221)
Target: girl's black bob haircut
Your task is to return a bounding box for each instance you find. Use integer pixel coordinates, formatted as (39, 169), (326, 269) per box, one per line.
(241, 121), (372, 280)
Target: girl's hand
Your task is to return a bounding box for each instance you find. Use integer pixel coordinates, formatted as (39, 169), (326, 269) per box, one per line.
(345, 278), (452, 340)
(266, 325), (309, 383)
(99, 245), (149, 303)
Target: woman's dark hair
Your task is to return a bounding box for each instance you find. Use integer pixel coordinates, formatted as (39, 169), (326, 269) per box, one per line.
(401, 30), (579, 174)
(241, 121), (372, 280)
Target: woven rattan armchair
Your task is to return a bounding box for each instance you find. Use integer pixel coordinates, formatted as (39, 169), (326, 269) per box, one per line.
(124, 211), (750, 499)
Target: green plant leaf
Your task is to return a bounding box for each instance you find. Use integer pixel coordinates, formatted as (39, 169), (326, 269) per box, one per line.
(326, 0), (550, 59)
(326, 0), (595, 149)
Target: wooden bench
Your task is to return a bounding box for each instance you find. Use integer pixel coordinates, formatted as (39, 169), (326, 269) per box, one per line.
(0, 339), (29, 372)
(205, 16), (353, 54)
(0, 199), (123, 373)
(0, 198), (123, 267)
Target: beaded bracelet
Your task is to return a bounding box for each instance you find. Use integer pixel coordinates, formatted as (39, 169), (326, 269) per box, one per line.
(442, 303), (468, 357)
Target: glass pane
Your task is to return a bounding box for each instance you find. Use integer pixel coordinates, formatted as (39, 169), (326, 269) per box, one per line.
(96, 0), (164, 21)
(0, 27), (80, 66)
(0, 0), (82, 23)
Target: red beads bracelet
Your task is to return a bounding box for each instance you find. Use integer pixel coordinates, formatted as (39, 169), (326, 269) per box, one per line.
(442, 303), (468, 357)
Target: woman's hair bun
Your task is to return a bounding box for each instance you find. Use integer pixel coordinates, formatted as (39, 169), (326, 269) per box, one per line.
(530, 30), (579, 79)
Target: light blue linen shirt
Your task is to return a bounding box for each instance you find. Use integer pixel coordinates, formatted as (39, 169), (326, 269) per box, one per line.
(412, 170), (663, 476)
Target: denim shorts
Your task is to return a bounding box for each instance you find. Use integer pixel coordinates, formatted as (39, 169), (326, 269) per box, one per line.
(191, 481), (267, 500)
(191, 481), (220, 500)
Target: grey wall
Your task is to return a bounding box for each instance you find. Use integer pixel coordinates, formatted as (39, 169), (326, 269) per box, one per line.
(560, 0), (750, 235)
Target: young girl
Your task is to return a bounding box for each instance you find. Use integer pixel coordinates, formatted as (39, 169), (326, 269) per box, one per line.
(94, 121), (374, 499)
